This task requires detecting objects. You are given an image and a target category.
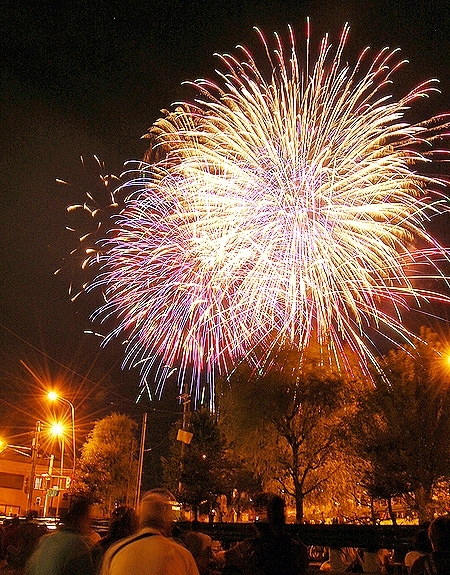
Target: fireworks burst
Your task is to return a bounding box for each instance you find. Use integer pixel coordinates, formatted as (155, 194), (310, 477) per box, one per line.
(68, 22), (450, 407)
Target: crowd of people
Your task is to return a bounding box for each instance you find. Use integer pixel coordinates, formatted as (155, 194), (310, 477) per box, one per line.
(0, 492), (448, 575)
(315, 515), (450, 575)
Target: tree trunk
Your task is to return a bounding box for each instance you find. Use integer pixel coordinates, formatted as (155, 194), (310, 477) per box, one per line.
(387, 497), (397, 525)
(414, 485), (433, 523)
(295, 491), (304, 523)
(370, 497), (377, 525)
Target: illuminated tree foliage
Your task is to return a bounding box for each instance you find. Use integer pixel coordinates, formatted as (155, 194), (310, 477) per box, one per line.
(221, 345), (357, 522)
(351, 327), (450, 522)
(73, 413), (138, 514)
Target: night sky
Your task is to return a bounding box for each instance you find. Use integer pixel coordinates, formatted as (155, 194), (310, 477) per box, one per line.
(1, 0), (450, 486)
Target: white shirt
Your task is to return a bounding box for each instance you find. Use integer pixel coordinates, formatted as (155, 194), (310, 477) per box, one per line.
(100, 527), (200, 575)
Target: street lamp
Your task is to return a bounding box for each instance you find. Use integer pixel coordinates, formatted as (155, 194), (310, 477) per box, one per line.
(47, 392), (76, 479)
(50, 423), (65, 476)
(50, 422), (65, 517)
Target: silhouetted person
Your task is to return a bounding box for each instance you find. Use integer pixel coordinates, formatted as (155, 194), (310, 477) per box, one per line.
(181, 521), (216, 575)
(359, 545), (391, 574)
(217, 493), (309, 575)
(92, 505), (138, 573)
(26, 495), (95, 575)
(411, 515), (450, 575)
(320, 547), (361, 572)
(403, 529), (432, 574)
(5, 512), (47, 574)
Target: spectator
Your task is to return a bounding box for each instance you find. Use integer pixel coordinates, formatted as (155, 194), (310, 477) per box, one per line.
(181, 521), (216, 575)
(26, 495), (95, 575)
(92, 505), (138, 572)
(4, 512), (47, 574)
(0, 521), (5, 565)
(216, 493), (309, 575)
(359, 545), (391, 574)
(3, 517), (21, 563)
(403, 529), (432, 574)
(99, 490), (199, 575)
(320, 547), (361, 573)
(411, 515), (450, 575)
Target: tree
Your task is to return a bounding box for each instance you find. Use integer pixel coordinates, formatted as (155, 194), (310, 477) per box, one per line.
(351, 326), (450, 522)
(73, 413), (138, 514)
(162, 408), (258, 519)
(221, 345), (357, 522)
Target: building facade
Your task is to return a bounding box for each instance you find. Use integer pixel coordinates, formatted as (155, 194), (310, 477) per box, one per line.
(0, 449), (70, 517)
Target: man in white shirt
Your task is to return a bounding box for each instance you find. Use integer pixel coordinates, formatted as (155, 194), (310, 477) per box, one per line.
(100, 490), (199, 575)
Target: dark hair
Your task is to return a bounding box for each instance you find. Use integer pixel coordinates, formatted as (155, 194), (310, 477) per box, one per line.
(64, 495), (91, 529)
(429, 515), (450, 551)
(253, 492), (270, 511)
(109, 506), (138, 540)
(267, 495), (285, 527)
(412, 529), (432, 553)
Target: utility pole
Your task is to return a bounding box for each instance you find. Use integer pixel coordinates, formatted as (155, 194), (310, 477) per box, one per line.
(177, 390), (192, 499)
(26, 420), (41, 514)
(134, 412), (147, 509)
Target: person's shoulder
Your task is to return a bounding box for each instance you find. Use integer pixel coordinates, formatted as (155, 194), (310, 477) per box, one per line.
(166, 537), (200, 569)
(410, 553), (427, 575)
(167, 535), (198, 553)
(404, 550), (422, 567)
(105, 528), (158, 556)
(224, 536), (256, 561)
(33, 529), (63, 549)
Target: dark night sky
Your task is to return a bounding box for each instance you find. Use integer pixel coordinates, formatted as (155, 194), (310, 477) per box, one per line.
(1, 0), (450, 485)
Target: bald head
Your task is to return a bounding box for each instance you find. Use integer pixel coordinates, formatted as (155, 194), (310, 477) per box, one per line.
(139, 491), (176, 535)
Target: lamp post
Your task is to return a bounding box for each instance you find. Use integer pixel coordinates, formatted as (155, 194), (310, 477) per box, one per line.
(47, 392), (76, 479)
(50, 422), (65, 517)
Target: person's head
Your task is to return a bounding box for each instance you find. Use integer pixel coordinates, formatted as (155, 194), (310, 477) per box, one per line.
(64, 495), (92, 534)
(139, 490), (176, 536)
(253, 492), (270, 522)
(412, 529), (432, 553)
(428, 515), (450, 552)
(109, 505), (138, 541)
(267, 495), (286, 527)
(26, 510), (38, 522)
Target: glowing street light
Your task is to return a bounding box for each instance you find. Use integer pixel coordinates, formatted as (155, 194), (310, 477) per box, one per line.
(50, 422), (65, 476)
(49, 421), (66, 517)
(47, 392), (76, 478)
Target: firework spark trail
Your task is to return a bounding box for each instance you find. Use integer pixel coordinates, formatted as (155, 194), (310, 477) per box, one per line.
(73, 22), (450, 406)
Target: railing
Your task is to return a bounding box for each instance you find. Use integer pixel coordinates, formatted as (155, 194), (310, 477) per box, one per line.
(4, 516), (419, 558)
(177, 521), (419, 558)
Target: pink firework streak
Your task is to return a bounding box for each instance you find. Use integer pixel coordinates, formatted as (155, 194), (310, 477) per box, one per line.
(69, 23), (450, 407)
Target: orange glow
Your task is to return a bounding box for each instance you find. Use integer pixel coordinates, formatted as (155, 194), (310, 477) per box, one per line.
(50, 422), (64, 437)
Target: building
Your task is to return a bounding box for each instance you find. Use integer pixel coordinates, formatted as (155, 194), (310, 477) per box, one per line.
(0, 448), (70, 517)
